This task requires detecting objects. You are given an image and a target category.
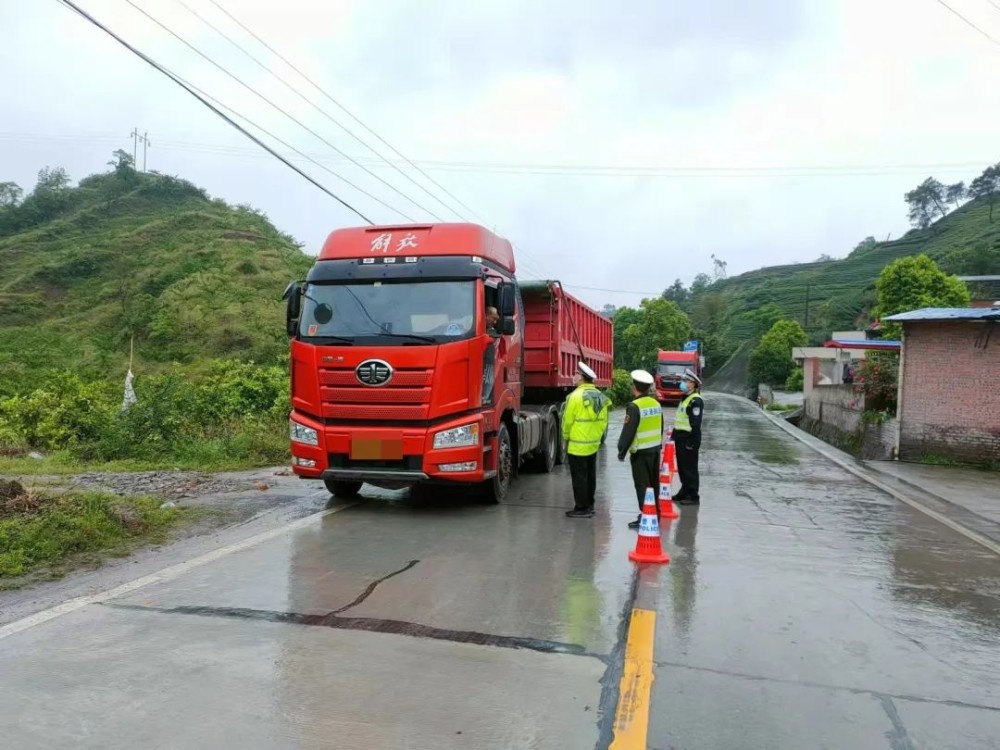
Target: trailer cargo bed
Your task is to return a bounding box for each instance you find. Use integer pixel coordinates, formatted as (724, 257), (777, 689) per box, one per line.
(521, 280), (613, 391)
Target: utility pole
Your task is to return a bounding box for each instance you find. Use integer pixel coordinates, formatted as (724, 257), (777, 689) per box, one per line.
(129, 128), (151, 171)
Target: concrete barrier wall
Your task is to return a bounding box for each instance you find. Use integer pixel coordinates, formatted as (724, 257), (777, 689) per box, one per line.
(800, 385), (897, 460)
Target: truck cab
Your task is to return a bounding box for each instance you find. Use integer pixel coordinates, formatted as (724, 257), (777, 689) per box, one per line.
(654, 349), (700, 405)
(283, 223), (612, 504)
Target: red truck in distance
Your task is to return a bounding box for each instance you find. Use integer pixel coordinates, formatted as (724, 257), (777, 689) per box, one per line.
(654, 349), (701, 405)
(283, 223), (613, 503)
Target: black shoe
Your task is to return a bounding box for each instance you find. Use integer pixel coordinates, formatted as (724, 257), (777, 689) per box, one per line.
(677, 497), (700, 506)
(628, 516), (641, 529)
(566, 509), (595, 518)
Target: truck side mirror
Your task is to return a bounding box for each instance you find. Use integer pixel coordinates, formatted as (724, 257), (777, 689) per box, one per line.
(501, 317), (516, 335)
(283, 281), (302, 336)
(499, 283), (516, 317)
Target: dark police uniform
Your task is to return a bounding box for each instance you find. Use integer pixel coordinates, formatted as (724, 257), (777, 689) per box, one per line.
(673, 373), (704, 503)
(617, 371), (663, 528)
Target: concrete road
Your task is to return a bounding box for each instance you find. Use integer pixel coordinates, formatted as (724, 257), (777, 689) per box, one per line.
(1, 396), (998, 749)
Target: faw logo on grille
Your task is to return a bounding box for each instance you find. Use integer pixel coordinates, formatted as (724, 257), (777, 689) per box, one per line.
(355, 359), (393, 386)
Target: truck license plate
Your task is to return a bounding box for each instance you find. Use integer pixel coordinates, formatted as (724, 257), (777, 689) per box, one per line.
(350, 438), (404, 460)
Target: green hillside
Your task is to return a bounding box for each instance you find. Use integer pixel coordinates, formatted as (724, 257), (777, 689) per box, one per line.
(687, 194), (1000, 367)
(0, 166), (312, 395)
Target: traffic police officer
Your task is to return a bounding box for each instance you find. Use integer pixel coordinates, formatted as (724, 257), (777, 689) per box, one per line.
(617, 369), (664, 529)
(562, 362), (610, 518)
(673, 368), (704, 505)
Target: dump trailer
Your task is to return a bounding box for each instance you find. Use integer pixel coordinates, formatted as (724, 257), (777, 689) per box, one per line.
(283, 223), (613, 503)
(654, 349), (701, 404)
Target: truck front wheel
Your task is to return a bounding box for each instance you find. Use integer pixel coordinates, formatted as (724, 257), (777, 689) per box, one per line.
(484, 423), (513, 504)
(324, 479), (363, 498)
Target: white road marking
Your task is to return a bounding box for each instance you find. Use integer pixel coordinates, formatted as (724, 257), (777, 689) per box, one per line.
(0, 494), (356, 641)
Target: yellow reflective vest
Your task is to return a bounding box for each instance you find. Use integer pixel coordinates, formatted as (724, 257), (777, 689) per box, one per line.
(629, 395), (663, 453)
(562, 384), (610, 456)
(674, 391), (700, 432)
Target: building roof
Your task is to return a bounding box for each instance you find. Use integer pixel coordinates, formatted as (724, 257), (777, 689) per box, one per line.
(824, 339), (902, 350)
(884, 307), (1000, 322)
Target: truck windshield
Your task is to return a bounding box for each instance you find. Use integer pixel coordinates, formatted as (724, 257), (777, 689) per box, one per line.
(300, 280), (476, 343)
(657, 363), (689, 377)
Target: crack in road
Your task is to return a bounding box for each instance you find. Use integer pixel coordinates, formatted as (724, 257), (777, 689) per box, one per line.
(103, 601), (605, 658)
(331, 559), (420, 615)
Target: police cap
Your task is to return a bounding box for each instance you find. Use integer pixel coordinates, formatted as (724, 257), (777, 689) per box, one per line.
(683, 368), (702, 386)
(630, 369), (654, 386)
(577, 362), (597, 381)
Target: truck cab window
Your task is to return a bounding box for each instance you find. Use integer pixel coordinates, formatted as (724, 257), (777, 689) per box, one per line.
(300, 280), (476, 342)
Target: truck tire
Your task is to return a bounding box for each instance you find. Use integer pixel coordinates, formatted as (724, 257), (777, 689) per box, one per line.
(527, 415), (557, 473)
(324, 479), (362, 498)
(484, 423), (513, 503)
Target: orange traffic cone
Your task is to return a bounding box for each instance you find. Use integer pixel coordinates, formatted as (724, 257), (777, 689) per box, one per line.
(663, 438), (677, 475)
(629, 488), (670, 564)
(658, 457), (679, 520)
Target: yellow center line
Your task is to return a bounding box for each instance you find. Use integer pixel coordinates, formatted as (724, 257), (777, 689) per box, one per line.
(610, 608), (656, 749)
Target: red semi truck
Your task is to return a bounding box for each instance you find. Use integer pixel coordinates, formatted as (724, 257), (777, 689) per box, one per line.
(654, 349), (701, 404)
(283, 223), (613, 503)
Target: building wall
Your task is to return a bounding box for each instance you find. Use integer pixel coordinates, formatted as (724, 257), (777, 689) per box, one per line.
(898, 321), (1000, 463)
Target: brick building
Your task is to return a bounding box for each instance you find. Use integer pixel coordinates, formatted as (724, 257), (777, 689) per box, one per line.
(884, 307), (1000, 464)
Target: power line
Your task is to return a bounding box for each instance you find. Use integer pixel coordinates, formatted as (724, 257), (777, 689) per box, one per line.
(4, 131), (991, 177)
(123, 0), (441, 221)
(205, 0), (492, 226)
(934, 0), (1000, 47)
(55, 0), (374, 224)
(171, 0), (471, 223)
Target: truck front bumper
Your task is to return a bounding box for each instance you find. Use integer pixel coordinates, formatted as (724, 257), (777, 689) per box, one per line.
(289, 410), (487, 487)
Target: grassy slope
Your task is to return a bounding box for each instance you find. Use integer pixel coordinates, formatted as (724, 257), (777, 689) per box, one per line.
(0, 170), (313, 394)
(702, 197), (1000, 345)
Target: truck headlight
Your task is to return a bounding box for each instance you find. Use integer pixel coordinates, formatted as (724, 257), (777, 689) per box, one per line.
(433, 423), (479, 449)
(289, 420), (319, 446)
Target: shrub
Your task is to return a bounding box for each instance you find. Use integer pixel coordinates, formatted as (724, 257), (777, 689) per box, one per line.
(607, 368), (635, 409)
(785, 367), (804, 391)
(855, 353), (899, 414)
(0, 373), (115, 450)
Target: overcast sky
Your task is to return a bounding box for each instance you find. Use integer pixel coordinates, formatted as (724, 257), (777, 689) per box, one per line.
(2, 0), (999, 309)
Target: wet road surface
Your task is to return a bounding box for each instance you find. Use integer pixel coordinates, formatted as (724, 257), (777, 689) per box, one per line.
(1, 395), (998, 749)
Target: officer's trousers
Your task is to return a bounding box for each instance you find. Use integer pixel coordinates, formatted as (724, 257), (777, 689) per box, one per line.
(568, 452), (597, 511)
(674, 432), (700, 499)
(630, 448), (660, 515)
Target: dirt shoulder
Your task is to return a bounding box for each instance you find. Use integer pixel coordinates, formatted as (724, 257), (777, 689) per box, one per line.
(0, 466), (336, 620)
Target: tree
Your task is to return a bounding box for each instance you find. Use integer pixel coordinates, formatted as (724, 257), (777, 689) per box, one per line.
(660, 278), (688, 307)
(904, 177), (948, 229)
(0, 182), (22, 207)
(108, 149), (135, 178)
(35, 166), (70, 193)
(616, 298), (692, 371)
(969, 164), (1000, 222)
(945, 181), (966, 210)
(689, 273), (712, 297)
(873, 254), (971, 339)
(747, 319), (808, 387)
(612, 306), (642, 369)
(600, 304), (617, 319)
